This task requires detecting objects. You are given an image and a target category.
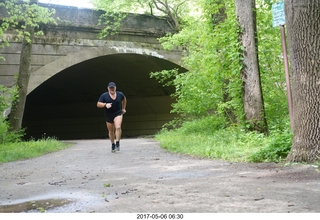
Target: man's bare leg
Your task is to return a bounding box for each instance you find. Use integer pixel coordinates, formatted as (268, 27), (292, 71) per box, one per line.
(106, 122), (116, 152)
(114, 115), (123, 151)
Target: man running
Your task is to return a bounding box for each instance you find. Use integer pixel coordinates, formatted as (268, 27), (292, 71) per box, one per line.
(97, 82), (127, 153)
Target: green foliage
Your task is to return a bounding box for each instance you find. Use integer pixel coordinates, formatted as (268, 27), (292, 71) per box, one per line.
(38, 207), (46, 213)
(103, 183), (112, 187)
(93, 0), (145, 37)
(154, 0), (289, 130)
(152, 0), (293, 163)
(156, 115), (292, 163)
(156, 116), (268, 162)
(0, 85), (23, 143)
(0, 123), (24, 143)
(0, 0), (57, 45)
(93, 0), (200, 37)
(170, 115), (226, 134)
(0, 0), (57, 134)
(248, 130), (292, 162)
(156, 0), (243, 125)
(0, 137), (71, 164)
(150, 68), (178, 87)
(256, 0), (289, 131)
(97, 11), (127, 37)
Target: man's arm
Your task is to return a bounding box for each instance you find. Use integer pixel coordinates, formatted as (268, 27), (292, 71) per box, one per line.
(122, 96), (127, 114)
(97, 102), (112, 109)
(97, 101), (105, 108)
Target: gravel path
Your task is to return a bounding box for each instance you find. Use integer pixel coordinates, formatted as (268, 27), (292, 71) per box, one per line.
(0, 138), (320, 213)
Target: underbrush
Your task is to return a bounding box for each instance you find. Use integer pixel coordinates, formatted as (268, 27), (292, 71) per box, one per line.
(155, 116), (292, 163)
(247, 131), (292, 162)
(0, 137), (71, 164)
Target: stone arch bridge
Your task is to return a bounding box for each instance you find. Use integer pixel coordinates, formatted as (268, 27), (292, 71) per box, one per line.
(0, 3), (186, 140)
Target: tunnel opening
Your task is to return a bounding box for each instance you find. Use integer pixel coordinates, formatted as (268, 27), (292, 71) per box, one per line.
(22, 53), (186, 140)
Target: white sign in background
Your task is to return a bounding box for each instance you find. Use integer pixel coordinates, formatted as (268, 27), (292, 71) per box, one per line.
(272, 1), (285, 27)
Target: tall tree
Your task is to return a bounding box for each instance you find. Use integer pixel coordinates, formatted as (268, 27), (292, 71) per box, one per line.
(153, 0), (245, 125)
(0, 0), (56, 132)
(8, 0), (36, 132)
(285, 0), (320, 162)
(234, 0), (268, 134)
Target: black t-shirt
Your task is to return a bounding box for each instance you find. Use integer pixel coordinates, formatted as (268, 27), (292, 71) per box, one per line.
(98, 91), (125, 114)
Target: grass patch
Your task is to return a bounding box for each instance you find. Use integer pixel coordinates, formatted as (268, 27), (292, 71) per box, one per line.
(247, 131), (292, 162)
(155, 116), (292, 163)
(0, 137), (72, 164)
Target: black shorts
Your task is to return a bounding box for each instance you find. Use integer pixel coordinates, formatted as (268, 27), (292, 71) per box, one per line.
(105, 110), (123, 123)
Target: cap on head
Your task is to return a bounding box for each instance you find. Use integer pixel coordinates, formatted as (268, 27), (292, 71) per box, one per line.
(107, 82), (116, 88)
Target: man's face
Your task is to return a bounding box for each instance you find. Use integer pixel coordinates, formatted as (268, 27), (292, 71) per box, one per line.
(108, 86), (116, 94)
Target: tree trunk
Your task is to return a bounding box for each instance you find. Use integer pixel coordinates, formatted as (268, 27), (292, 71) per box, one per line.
(285, 0), (320, 162)
(8, 0), (37, 132)
(234, 0), (268, 134)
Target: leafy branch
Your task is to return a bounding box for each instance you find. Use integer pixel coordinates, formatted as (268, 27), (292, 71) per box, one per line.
(0, 0), (57, 44)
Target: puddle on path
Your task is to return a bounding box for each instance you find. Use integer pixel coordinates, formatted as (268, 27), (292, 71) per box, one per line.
(0, 198), (73, 213)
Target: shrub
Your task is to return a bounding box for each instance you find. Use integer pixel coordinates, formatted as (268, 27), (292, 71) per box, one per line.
(247, 130), (292, 162)
(0, 85), (23, 144)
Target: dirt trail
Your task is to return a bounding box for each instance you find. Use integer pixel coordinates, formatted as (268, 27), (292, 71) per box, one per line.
(0, 138), (320, 213)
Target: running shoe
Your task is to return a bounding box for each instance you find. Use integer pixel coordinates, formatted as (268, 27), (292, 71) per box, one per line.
(115, 141), (120, 151)
(111, 143), (116, 153)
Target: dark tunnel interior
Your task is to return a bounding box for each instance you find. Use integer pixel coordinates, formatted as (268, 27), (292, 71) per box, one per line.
(22, 53), (187, 140)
